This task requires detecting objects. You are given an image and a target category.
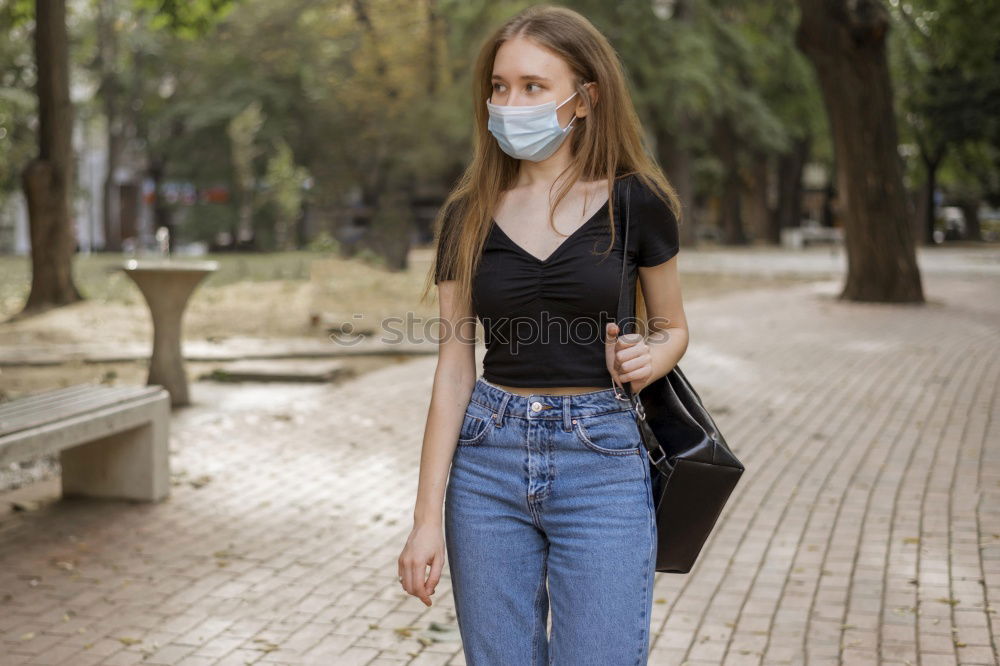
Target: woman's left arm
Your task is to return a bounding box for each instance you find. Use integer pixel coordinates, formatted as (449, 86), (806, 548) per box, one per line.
(613, 254), (688, 393)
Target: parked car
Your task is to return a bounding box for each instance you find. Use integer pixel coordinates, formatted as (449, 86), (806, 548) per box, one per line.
(978, 204), (1000, 242)
(781, 219), (843, 248)
(934, 206), (966, 243)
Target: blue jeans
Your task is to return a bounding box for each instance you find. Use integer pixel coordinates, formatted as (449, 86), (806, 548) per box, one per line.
(444, 376), (657, 665)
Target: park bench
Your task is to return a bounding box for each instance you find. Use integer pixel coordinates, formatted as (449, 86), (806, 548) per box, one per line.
(0, 384), (171, 502)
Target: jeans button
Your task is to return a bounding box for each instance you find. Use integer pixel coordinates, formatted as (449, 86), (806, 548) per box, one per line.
(530, 401), (542, 412)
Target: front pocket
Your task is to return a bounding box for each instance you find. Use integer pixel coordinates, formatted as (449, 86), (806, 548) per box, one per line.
(572, 410), (641, 456)
(457, 412), (489, 446)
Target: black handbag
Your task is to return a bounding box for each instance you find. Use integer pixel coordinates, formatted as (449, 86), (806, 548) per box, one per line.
(612, 176), (745, 574)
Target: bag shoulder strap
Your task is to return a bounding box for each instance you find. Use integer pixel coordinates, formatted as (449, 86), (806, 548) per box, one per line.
(616, 175), (631, 332)
(613, 174), (637, 401)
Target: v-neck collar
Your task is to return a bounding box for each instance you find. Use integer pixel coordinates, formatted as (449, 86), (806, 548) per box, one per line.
(490, 195), (611, 265)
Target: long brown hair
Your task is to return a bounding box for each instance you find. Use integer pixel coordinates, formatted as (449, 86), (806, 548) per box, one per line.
(422, 4), (683, 319)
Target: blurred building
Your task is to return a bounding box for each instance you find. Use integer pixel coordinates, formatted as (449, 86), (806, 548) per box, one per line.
(0, 96), (155, 256)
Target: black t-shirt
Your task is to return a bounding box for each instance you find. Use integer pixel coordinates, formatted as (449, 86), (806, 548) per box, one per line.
(434, 173), (679, 388)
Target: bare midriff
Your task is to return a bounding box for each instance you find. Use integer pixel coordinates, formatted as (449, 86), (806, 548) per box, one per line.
(490, 382), (608, 397)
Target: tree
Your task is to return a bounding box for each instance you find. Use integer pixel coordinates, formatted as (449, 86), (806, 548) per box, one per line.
(227, 100), (264, 247)
(796, 0), (924, 303)
(574, 0), (806, 247)
(19, 0), (81, 315)
(890, 0), (1000, 244)
(13, 0), (235, 318)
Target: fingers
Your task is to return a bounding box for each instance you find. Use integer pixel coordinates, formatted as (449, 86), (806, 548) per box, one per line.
(615, 332), (644, 349)
(612, 335), (651, 383)
(608, 326), (644, 356)
(398, 554), (439, 607)
(607, 323), (649, 387)
(400, 561), (430, 606)
(614, 351), (648, 374)
(605, 322), (619, 343)
(616, 358), (652, 383)
(398, 559), (414, 598)
(425, 553), (444, 598)
(398, 563), (411, 600)
(615, 338), (645, 364)
(614, 336), (647, 367)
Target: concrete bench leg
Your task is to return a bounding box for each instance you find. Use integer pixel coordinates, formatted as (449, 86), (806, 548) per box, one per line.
(59, 412), (170, 502)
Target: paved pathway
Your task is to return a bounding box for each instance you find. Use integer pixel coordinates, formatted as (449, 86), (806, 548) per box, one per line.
(1, 267), (998, 665)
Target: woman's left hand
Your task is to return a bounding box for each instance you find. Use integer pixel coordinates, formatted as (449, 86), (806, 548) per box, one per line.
(605, 322), (653, 392)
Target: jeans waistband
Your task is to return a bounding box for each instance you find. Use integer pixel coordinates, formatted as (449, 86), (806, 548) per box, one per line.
(471, 376), (634, 427)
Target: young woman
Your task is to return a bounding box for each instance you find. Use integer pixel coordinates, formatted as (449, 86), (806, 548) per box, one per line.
(398, 5), (688, 664)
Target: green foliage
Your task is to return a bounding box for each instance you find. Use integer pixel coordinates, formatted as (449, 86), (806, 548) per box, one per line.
(305, 231), (340, 254)
(176, 202), (237, 244)
(0, 67), (34, 198)
(889, 0), (1000, 200)
(0, 0), (37, 199)
(570, 0), (827, 189)
(354, 246), (387, 270)
(132, 0), (237, 39)
(4, 0), (996, 265)
(261, 139), (309, 250)
(227, 100), (265, 200)
(0, 0), (33, 27)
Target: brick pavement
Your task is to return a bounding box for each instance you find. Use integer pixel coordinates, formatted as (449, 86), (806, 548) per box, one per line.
(0, 272), (998, 666)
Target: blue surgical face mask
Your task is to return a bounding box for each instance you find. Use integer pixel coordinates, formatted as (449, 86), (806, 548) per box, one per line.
(486, 91), (579, 162)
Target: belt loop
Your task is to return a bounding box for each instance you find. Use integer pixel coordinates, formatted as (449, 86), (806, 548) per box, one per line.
(562, 395), (572, 432)
(494, 393), (511, 427)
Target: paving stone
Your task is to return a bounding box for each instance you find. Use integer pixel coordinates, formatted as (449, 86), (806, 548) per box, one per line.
(0, 268), (997, 665)
(204, 359), (352, 383)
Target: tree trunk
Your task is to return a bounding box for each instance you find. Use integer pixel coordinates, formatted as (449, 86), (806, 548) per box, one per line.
(20, 0), (82, 315)
(657, 121), (696, 249)
(714, 117), (747, 245)
(955, 197), (982, 242)
(919, 144), (944, 245)
(661, 0), (697, 249)
(368, 178), (412, 271)
(98, 0), (124, 252)
(774, 135), (810, 243)
(821, 180), (837, 227)
(148, 155), (175, 252)
(350, 0), (410, 268)
(797, 0), (924, 303)
(744, 149), (771, 243)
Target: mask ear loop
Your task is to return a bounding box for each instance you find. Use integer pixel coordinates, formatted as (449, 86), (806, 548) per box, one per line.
(556, 91), (579, 133)
(555, 90), (578, 109)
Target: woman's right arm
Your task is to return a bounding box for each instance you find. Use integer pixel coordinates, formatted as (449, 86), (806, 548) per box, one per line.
(397, 278), (478, 606)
